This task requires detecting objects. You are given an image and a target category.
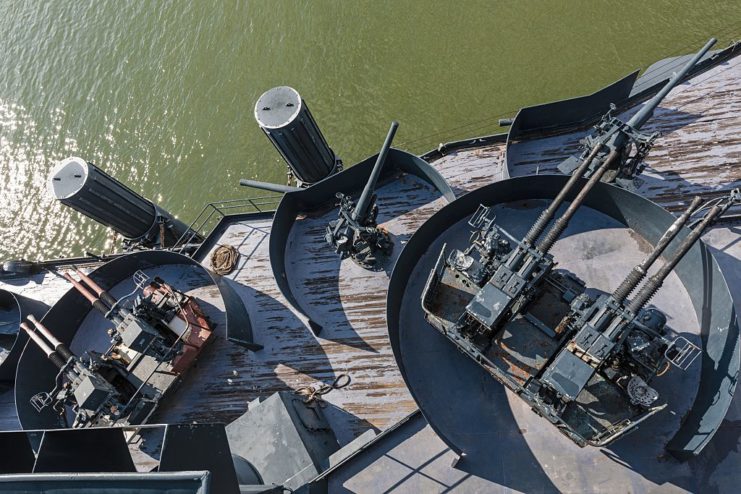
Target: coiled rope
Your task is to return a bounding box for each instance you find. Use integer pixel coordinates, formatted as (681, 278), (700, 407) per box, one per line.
(295, 374), (351, 405)
(210, 245), (240, 275)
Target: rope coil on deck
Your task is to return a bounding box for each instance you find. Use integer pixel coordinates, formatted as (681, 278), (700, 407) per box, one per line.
(295, 374), (351, 405)
(210, 245), (239, 275)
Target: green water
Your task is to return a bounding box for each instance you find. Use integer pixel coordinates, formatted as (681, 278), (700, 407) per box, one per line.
(0, 1), (738, 260)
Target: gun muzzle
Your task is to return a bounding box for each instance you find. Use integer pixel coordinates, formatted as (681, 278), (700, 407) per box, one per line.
(626, 38), (716, 131)
(20, 322), (66, 369)
(63, 272), (112, 315)
(73, 268), (117, 308)
(27, 315), (74, 361)
(612, 196), (703, 303)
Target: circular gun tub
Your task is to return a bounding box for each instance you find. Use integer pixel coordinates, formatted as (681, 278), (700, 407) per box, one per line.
(387, 175), (738, 491)
(14, 251), (252, 430)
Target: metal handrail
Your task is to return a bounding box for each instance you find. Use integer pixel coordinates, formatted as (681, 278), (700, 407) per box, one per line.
(173, 194), (281, 253)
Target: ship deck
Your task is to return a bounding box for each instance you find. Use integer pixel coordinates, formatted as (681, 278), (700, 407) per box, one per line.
(0, 50), (740, 493)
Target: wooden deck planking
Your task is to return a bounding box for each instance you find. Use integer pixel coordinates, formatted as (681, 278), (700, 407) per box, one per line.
(506, 56), (741, 210)
(194, 175), (448, 442)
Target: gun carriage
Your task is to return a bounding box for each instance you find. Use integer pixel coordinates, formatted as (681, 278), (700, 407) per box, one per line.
(22, 268), (214, 428)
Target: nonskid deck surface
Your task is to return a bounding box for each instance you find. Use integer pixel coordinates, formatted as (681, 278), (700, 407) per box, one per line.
(0, 53), (738, 492)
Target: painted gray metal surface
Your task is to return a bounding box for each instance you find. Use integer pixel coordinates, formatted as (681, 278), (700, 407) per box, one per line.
(505, 41), (741, 181)
(629, 41), (741, 99)
(506, 71), (638, 143)
(386, 175), (738, 487)
(49, 157), (198, 247)
(0, 290), (48, 383)
(269, 148), (455, 323)
(160, 424), (241, 494)
(226, 391), (338, 491)
(0, 472), (211, 494)
(34, 427), (135, 472)
(49, 157), (158, 240)
(13, 250), (257, 430)
(421, 42), (740, 167)
(0, 423), (264, 493)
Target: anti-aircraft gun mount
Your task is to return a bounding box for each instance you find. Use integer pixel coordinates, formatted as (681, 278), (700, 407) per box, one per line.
(325, 121), (399, 269)
(23, 267), (214, 428)
(421, 186), (736, 447)
(240, 118), (455, 333)
(557, 38), (717, 190)
(241, 121), (400, 270)
(21, 316), (136, 428)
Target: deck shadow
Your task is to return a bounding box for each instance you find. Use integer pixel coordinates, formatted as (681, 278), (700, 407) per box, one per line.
(149, 280), (338, 427)
(284, 175), (446, 353)
(507, 106), (703, 181)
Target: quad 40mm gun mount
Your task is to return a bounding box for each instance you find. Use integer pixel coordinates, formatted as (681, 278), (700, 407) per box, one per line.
(421, 187), (737, 447)
(558, 38), (717, 190)
(49, 157), (203, 251)
(23, 267), (214, 428)
(325, 121), (399, 270)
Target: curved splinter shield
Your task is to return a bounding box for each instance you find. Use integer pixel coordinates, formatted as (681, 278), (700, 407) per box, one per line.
(387, 174), (738, 468)
(269, 148), (455, 324)
(0, 291), (48, 384)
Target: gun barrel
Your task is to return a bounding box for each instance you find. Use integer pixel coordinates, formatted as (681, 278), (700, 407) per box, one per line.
(522, 143), (605, 246)
(239, 179), (302, 194)
(20, 322), (66, 369)
(352, 121), (399, 223)
(73, 268), (117, 308)
(536, 149), (619, 254)
(628, 204), (721, 313)
(26, 315), (74, 362)
(612, 196), (703, 303)
(627, 38), (716, 130)
(63, 272), (112, 315)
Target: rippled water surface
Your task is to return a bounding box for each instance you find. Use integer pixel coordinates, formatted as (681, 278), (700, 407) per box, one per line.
(0, 1), (737, 260)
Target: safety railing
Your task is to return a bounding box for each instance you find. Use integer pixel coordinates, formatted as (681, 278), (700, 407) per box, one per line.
(173, 195), (282, 253)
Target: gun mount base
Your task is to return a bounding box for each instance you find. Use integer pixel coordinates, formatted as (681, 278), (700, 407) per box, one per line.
(348, 227), (393, 271)
(325, 192), (394, 271)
